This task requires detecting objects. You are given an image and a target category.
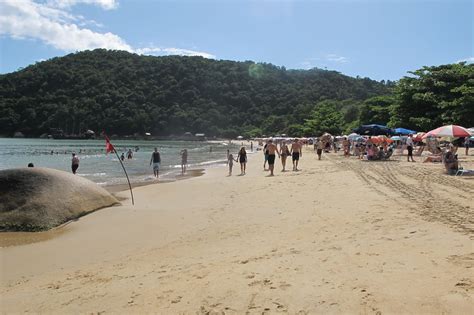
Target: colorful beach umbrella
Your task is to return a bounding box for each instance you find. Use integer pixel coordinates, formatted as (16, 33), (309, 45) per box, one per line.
(422, 125), (471, 139)
(371, 135), (394, 144)
(413, 132), (426, 142)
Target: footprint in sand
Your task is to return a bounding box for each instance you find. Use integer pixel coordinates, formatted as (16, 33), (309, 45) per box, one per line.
(171, 296), (182, 304)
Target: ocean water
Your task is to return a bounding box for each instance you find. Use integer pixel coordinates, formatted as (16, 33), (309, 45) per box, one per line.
(0, 138), (245, 186)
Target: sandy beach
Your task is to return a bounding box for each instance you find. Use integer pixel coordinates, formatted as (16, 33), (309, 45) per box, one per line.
(1, 148), (473, 314)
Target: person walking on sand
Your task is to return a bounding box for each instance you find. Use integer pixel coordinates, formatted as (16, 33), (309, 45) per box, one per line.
(250, 141), (253, 152)
(342, 137), (350, 157)
(290, 138), (302, 171)
(316, 139), (324, 160)
(266, 139), (280, 176)
(406, 134), (415, 162)
(237, 147), (247, 175)
(150, 147), (161, 178)
(227, 152), (236, 176)
(71, 153), (79, 174)
(180, 149), (188, 174)
(280, 141), (290, 171)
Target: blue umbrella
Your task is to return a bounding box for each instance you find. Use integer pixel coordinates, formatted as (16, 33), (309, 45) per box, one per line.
(394, 127), (417, 135)
(353, 124), (394, 136)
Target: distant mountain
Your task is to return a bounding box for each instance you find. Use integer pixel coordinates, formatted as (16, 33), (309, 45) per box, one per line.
(0, 49), (392, 137)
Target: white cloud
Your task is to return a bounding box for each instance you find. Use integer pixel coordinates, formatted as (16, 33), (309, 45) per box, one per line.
(0, 0), (131, 51)
(136, 47), (216, 59)
(0, 0), (215, 60)
(326, 54), (348, 63)
(457, 57), (474, 63)
(46, 0), (118, 10)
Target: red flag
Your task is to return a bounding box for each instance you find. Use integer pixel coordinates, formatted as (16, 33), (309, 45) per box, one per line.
(105, 136), (115, 154)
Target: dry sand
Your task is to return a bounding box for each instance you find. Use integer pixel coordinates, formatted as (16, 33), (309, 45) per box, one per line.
(1, 148), (473, 314)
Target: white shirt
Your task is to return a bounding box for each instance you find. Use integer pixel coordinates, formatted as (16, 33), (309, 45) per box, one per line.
(406, 137), (414, 146)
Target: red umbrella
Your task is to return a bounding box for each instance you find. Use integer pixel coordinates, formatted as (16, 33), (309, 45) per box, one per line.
(422, 125), (471, 139)
(413, 132), (426, 141)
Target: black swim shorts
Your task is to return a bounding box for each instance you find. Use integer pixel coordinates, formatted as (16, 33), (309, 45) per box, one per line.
(407, 145), (413, 156)
(292, 152), (300, 161)
(267, 154), (276, 165)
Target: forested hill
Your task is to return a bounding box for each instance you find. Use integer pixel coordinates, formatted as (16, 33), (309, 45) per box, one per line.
(0, 49), (392, 137)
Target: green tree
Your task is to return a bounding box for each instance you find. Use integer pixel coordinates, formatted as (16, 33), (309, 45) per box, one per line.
(304, 100), (344, 136)
(389, 63), (474, 130)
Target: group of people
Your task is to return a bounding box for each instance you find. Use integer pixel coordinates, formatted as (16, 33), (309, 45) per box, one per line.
(317, 135), (400, 161)
(226, 139), (303, 176)
(120, 149), (134, 161)
(60, 134), (471, 179)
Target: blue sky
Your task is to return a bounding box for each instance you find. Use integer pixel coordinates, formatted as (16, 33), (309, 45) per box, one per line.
(0, 0), (472, 80)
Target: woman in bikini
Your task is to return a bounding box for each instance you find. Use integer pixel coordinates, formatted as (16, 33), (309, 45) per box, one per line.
(237, 147), (247, 175)
(280, 141), (290, 171)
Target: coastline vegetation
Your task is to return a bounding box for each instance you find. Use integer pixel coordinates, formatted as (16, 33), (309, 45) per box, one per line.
(0, 49), (472, 138)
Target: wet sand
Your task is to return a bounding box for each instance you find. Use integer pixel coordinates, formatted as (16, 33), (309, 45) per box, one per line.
(104, 168), (205, 194)
(1, 149), (473, 313)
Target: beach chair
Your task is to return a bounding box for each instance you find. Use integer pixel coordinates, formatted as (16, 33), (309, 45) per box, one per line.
(382, 149), (394, 160)
(454, 160), (474, 176)
(455, 168), (474, 176)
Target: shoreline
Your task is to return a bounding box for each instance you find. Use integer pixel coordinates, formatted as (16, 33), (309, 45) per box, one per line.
(103, 168), (207, 194)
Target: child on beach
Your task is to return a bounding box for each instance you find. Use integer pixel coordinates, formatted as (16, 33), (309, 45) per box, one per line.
(227, 152), (236, 175)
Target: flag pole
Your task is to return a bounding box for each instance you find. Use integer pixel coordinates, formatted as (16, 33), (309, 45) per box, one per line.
(105, 133), (134, 206)
(112, 148), (134, 205)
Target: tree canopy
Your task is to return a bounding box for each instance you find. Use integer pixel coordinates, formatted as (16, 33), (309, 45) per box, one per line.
(0, 50), (472, 137)
(0, 49), (389, 137)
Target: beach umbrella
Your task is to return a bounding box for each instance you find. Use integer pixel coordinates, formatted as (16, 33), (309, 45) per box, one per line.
(391, 136), (402, 141)
(237, 135), (243, 139)
(422, 125), (471, 139)
(375, 135), (394, 144)
(348, 133), (363, 141)
(413, 132), (425, 142)
(353, 124), (394, 136)
(467, 128), (474, 135)
(394, 127), (417, 135)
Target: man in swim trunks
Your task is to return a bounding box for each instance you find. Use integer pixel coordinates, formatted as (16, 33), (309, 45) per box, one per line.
(290, 138), (302, 171)
(150, 147), (161, 178)
(266, 139), (280, 176)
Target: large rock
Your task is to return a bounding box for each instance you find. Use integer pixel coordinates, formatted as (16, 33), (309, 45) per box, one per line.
(0, 168), (119, 231)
